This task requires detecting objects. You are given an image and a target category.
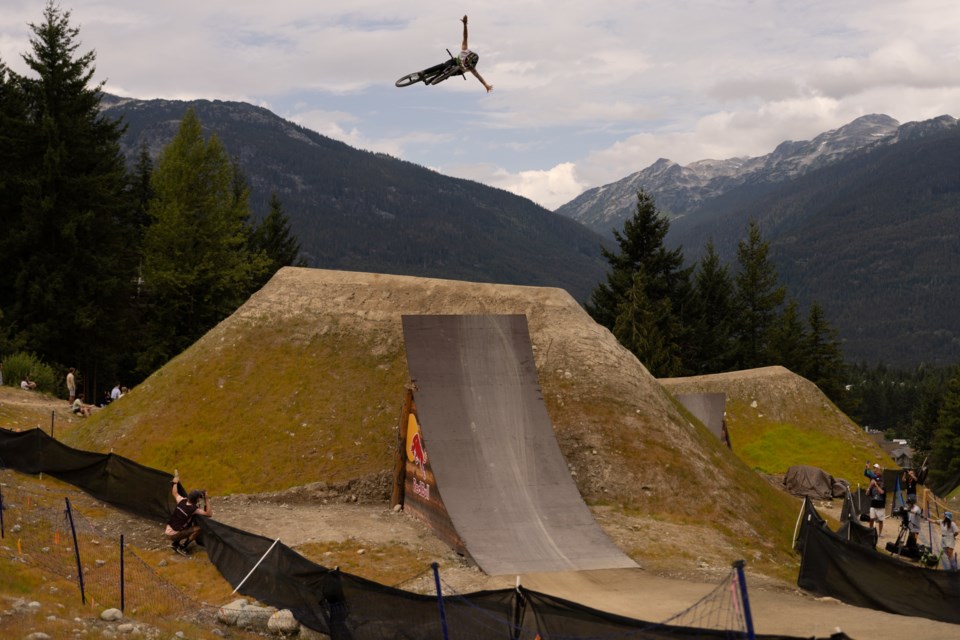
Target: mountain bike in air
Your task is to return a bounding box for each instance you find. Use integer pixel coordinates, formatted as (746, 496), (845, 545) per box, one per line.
(395, 49), (469, 87)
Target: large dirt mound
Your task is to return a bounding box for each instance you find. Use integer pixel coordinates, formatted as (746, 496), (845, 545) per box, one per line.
(65, 267), (808, 578)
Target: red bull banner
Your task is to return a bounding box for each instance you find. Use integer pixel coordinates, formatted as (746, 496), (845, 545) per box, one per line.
(398, 402), (465, 555)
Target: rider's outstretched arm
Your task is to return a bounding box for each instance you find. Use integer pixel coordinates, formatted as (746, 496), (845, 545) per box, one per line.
(461, 15), (469, 51)
(471, 69), (493, 93)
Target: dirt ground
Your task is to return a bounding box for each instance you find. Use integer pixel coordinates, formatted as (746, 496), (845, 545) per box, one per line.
(4, 378), (958, 639)
(208, 496), (957, 639)
(81, 478), (957, 640)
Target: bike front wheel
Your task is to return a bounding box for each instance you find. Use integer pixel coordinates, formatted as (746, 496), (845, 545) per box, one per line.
(395, 71), (424, 88)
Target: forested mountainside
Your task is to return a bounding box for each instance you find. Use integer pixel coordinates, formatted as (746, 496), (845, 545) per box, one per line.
(101, 95), (607, 303)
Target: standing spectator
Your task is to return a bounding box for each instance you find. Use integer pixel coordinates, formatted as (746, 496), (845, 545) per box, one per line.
(66, 367), (76, 402)
(110, 382), (122, 402)
(0, 361), (4, 386)
(903, 469), (919, 504)
(868, 474), (886, 537)
(906, 497), (923, 549)
(941, 512), (959, 571)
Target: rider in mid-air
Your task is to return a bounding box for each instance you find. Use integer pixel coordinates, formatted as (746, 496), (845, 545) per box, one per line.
(424, 15), (492, 92)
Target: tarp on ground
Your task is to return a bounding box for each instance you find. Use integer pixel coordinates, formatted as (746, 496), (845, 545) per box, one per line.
(783, 465), (846, 500)
(797, 498), (960, 624)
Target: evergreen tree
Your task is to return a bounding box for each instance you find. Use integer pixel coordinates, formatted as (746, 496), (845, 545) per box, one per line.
(767, 298), (808, 374)
(689, 240), (736, 373)
(613, 270), (682, 377)
(0, 60), (30, 324)
(250, 191), (304, 288)
(586, 190), (692, 374)
(139, 108), (270, 374)
(802, 302), (847, 399)
(732, 220), (785, 368)
(129, 143), (154, 237)
(909, 369), (947, 457)
(3, 3), (137, 389)
(929, 366), (960, 489)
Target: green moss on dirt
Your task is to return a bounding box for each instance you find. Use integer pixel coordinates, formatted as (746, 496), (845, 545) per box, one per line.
(63, 317), (407, 495)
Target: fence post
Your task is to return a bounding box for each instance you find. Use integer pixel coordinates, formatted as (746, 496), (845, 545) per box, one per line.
(65, 498), (86, 605)
(0, 484), (4, 538)
(51, 410), (55, 439)
(733, 560), (754, 640)
(431, 562), (449, 640)
(120, 534), (125, 612)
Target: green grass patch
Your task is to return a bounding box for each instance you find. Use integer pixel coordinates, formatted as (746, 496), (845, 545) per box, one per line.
(63, 316), (408, 495)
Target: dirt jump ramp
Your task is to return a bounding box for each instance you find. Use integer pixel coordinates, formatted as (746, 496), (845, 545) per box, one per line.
(400, 314), (636, 575)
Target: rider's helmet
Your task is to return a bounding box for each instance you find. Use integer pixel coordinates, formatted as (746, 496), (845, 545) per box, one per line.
(464, 52), (480, 69)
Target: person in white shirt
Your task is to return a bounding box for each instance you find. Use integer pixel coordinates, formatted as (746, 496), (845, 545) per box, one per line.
(941, 511), (959, 571)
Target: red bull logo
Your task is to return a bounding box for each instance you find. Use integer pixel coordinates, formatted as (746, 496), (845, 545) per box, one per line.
(410, 432), (428, 478)
(405, 413), (429, 481)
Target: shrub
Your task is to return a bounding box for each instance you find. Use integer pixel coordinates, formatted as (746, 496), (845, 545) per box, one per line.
(2, 352), (57, 394)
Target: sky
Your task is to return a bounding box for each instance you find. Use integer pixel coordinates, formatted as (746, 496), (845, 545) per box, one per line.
(3, 1), (960, 210)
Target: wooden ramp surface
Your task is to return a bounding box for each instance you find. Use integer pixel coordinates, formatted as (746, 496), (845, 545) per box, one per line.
(402, 314), (636, 575)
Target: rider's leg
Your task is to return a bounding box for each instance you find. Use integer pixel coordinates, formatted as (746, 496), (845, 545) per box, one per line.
(423, 61), (448, 76)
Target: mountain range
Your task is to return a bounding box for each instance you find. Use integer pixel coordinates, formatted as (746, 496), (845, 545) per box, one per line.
(556, 114), (960, 367)
(99, 95), (607, 304)
(100, 94), (959, 367)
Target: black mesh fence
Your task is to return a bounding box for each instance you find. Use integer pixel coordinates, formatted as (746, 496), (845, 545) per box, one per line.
(797, 497), (960, 624)
(1, 427), (845, 639)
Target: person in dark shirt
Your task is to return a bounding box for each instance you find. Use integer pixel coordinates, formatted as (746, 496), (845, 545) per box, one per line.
(902, 468), (919, 504)
(164, 470), (212, 555)
(868, 475), (886, 537)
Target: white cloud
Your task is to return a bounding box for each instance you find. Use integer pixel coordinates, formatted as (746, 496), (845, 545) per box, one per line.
(4, 1), (960, 206)
(447, 162), (586, 210)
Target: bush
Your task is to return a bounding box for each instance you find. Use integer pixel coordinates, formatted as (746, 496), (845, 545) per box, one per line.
(2, 352), (57, 394)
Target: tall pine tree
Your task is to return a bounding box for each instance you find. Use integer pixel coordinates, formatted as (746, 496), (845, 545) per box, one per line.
(766, 298), (808, 374)
(250, 191), (304, 289)
(930, 365), (960, 489)
(586, 190), (692, 376)
(139, 108), (270, 374)
(3, 3), (137, 392)
(803, 301), (846, 400)
(689, 240), (736, 373)
(732, 220), (785, 369)
(613, 269), (682, 376)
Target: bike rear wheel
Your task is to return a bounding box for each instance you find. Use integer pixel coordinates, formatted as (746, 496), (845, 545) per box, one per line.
(395, 71), (424, 88)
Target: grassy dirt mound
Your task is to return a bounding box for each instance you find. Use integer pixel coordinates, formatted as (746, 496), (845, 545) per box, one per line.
(660, 367), (895, 485)
(44, 267), (873, 582)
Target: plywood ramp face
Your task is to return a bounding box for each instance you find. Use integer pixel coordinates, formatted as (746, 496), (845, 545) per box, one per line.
(401, 314), (636, 575)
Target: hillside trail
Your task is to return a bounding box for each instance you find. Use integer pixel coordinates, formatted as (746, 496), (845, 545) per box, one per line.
(4, 389), (958, 638)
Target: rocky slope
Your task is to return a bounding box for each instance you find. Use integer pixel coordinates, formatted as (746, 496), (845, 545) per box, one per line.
(555, 114), (959, 236)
